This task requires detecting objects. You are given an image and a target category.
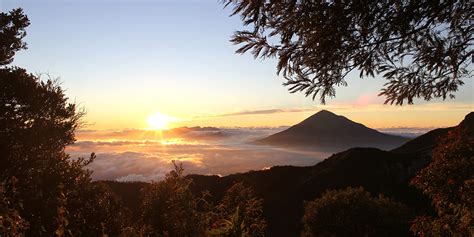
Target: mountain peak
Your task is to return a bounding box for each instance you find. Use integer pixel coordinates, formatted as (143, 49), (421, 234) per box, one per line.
(296, 110), (352, 128)
(312, 109), (337, 117)
(458, 112), (474, 138)
(316, 109), (334, 114)
(460, 112), (474, 128)
(255, 110), (409, 151)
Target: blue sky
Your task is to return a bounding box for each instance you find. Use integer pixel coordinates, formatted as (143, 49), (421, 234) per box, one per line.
(2, 0), (473, 129)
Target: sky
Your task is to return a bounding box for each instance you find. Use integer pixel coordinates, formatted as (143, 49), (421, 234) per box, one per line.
(2, 0), (473, 130)
(2, 0), (472, 180)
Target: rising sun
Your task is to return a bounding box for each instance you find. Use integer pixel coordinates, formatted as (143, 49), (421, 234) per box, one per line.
(147, 112), (174, 130)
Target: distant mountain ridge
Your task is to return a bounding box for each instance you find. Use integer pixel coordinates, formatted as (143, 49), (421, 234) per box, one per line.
(256, 110), (409, 151)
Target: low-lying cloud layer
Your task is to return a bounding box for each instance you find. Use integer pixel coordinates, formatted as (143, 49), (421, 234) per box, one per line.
(378, 127), (435, 138)
(68, 126), (429, 182)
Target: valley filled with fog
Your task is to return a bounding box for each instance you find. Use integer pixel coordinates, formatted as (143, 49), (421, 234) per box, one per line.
(67, 126), (427, 182)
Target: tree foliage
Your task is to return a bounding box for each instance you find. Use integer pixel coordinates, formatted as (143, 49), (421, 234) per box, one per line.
(0, 8), (131, 236)
(301, 187), (413, 237)
(140, 166), (267, 237)
(208, 182), (266, 237)
(0, 8), (29, 66)
(0, 177), (29, 237)
(223, 0), (473, 104)
(410, 124), (474, 236)
(0, 65), (96, 236)
(140, 162), (209, 237)
(66, 182), (132, 237)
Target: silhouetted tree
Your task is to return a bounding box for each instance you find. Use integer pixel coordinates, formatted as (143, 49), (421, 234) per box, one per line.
(0, 68), (132, 236)
(410, 125), (473, 236)
(0, 8), (29, 66)
(0, 65), (90, 235)
(223, 1), (473, 104)
(140, 162), (208, 237)
(208, 182), (266, 237)
(301, 187), (413, 237)
(0, 8), (131, 236)
(140, 167), (267, 237)
(67, 182), (132, 237)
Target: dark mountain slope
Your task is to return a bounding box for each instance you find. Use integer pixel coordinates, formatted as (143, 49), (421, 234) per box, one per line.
(299, 148), (430, 207)
(256, 110), (409, 151)
(189, 148), (430, 237)
(460, 112), (474, 130)
(189, 166), (314, 236)
(393, 112), (474, 154)
(392, 127), (452, 154)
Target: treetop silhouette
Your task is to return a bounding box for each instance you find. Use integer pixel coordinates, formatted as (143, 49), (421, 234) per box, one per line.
(223, 0), (473, 104)
(0, 8), (29, 66)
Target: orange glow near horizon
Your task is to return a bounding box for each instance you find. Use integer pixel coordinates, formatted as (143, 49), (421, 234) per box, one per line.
(82, 103), (472, 131)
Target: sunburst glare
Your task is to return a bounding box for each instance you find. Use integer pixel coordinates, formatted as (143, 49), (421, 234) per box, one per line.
(147, 112), (175, 130)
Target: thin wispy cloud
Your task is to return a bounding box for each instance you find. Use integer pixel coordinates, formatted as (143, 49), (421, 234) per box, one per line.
(189, 102), (473, 120)
(189, 106), (361, 119)
(193, 108), (319, 119)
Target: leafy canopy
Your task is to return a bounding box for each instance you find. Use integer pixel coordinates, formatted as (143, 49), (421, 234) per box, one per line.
(302, 187), (413, 237)
(140, 162), (208, 237)
(208, 182), (266, 237)
(0, 8), (29, 66)
(0, 8), (132, 236)
(223, 0), (473, 104)
(410, 121), (474, 236)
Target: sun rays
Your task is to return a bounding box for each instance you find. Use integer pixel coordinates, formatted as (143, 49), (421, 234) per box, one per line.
(147, 112), (175, 130)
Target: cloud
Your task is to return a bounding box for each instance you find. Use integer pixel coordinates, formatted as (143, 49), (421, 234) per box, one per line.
(204, 102), (473, 118)
(377, 127), (437, 138)
(69, 125), (449, 182)
(192, 108), (320, 119)
(352, 93), (384, 107)
(190, 102), (472, 121)
(77, 145), (327, 182)
(73, 127), (285, 147)
(83, 152), (171, 181)
(75, 127), (231, 142)
(69, 127), (329, 182)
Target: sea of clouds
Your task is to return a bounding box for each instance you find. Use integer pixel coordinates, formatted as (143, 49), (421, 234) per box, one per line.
(67, 126), (431, 182)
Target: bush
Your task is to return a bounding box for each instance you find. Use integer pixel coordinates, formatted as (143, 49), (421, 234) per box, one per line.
(208, 182), (266, 237)
(410, 125), (474, 236)
(302, 187), (413, 237)
(0, 177), (29, 237)
(140, 162), (208, 237)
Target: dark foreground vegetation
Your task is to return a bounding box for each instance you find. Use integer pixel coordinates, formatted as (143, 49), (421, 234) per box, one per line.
(2, 2), (473, 237)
